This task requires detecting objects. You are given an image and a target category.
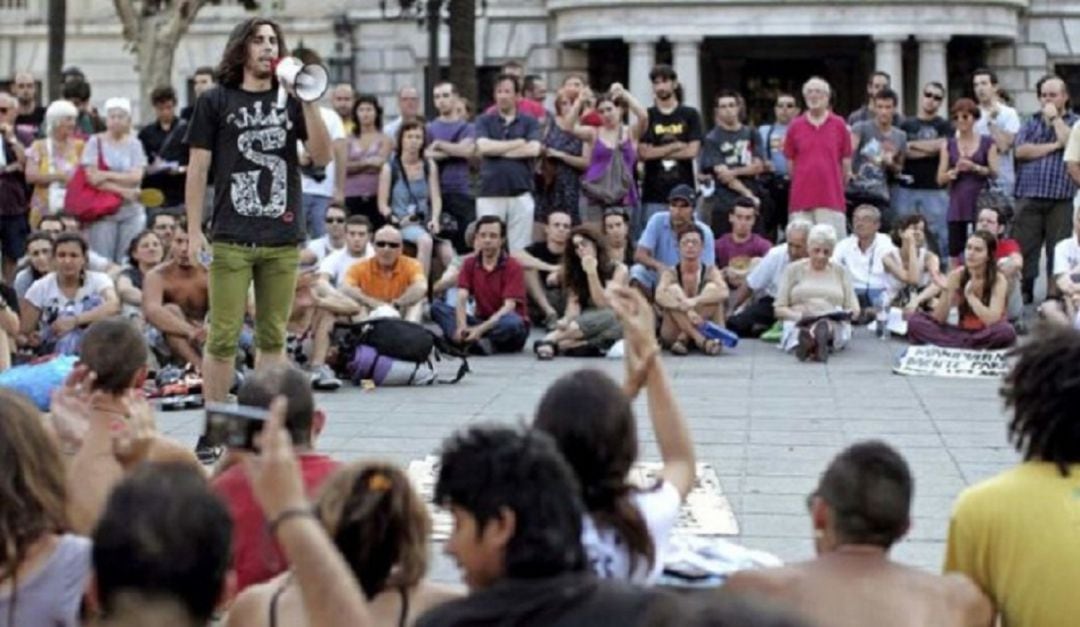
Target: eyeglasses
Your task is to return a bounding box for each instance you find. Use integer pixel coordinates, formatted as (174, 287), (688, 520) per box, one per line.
(923, 91), (944, 101)
(325, 217), (345, 224)
(374, 241), (401, 249)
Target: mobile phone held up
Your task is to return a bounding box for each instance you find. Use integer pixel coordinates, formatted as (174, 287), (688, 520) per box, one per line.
(203, 403), (269, 450)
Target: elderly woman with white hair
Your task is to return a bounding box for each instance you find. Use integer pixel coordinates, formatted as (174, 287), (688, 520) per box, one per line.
(773, 223), (860, 362)
(79, 97), (147, 263)
(24, 99), (84, 227)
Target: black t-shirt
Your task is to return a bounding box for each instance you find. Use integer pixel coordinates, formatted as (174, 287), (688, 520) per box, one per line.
(0, 283), (17, 311)
(900, 115), (952, 189)
(641, 104), (703, 203)
(140, 119), (190, 208)
(525, 241), (562, 284)
(699, 124), (764, 204)
(185, 85), (308, 246)
(14, 106), (45, 146)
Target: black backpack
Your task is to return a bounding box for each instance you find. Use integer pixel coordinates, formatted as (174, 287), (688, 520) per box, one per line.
(331, 319), (469, 384)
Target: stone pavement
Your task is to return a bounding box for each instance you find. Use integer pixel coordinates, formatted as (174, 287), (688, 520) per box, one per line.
(156, 327), (1017, 578)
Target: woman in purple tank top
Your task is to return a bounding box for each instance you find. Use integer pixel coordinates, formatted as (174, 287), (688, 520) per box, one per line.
(937, 98), (999, 264)
(578, 85), (650, 225)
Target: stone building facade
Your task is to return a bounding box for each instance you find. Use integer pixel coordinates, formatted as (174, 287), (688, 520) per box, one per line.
(1, 0), (1079, 124)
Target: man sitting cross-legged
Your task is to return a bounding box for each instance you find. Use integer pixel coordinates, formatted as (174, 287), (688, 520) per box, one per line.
(727, 440), (993, 627)
(57, 317), (202, 535)
(714, 197), (772, 291)
(519, 209), (571, 330)
(142, 220), (209, 369)
(655, 225), (729, 355)
(431, 215), (529, 354)
(342, 224), (428, 322)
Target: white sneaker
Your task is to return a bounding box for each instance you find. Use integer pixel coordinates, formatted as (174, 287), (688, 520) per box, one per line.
(310, 364), (343, 391)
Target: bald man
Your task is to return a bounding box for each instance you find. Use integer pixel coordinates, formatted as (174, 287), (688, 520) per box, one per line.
(12, 72), (45, 146)
(330, 83), (355, 135)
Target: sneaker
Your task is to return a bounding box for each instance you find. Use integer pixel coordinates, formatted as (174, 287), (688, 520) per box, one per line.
(310, 364), (343, 391)
(761, 321), (783, 343)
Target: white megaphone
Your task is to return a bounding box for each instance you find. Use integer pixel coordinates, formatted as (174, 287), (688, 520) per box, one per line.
(274, 56), (329, 109)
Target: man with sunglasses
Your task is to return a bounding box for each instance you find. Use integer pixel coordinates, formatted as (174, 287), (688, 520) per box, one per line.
(894, 82), (952, 259)
(343, 224), (427, 322)
(758, 94), (800, 240)
(301, 203), (348, 265)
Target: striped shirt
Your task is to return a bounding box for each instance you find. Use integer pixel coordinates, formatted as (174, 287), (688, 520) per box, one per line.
(1014, 112), (1079, 199)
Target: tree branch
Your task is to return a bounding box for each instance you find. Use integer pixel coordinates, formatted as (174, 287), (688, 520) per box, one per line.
(113, 0), (140, 46)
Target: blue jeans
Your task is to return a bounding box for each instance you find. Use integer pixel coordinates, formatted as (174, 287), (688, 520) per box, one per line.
(303, 194), (333, 239)
(891, 187), (949, 260)
(430, 300), (529, 353)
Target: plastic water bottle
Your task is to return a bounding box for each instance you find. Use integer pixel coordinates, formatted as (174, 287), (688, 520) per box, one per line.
(875, 292), (889, 340)
(699, 321), (740, 348)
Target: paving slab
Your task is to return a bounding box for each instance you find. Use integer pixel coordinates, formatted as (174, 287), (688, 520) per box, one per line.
(157, 327), (1017, 576)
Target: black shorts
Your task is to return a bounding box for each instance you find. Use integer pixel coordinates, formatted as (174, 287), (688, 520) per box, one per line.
(0, 214), (30, 261)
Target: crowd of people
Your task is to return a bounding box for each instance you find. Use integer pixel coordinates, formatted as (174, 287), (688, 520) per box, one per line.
(5, 49), (1080, 376)
(1, 14), (1080, 627)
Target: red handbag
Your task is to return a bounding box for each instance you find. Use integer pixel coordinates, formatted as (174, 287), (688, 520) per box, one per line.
(64, 134), (123, 222)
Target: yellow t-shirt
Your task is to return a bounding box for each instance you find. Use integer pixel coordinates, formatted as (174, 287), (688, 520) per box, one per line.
(944, 462), (1080, 627)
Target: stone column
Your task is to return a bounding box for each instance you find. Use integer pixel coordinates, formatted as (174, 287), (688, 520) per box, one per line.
(917, 36), (950, 104)
(671, 36), (703, 113)
(873, 36), (905, 113)
(626, 37), (657, 107)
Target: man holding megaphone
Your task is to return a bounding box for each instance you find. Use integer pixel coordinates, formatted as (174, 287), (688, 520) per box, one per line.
(183, 17), (332, 460)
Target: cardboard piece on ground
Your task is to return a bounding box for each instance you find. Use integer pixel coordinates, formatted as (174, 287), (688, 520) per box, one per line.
(407, 456), (739, 541)
(893, 345), (1010, 378)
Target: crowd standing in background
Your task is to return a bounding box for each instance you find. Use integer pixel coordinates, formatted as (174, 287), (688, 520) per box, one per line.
(1, 14), (1080, 627)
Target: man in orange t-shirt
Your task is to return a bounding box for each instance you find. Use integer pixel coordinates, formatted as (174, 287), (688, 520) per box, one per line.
(342, 224), (427, 321)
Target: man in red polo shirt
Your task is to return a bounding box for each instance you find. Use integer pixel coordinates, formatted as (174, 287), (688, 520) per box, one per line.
(431, 215), (530, 354)
(210, 364), (338, 591)
(784, 76), (853, 238)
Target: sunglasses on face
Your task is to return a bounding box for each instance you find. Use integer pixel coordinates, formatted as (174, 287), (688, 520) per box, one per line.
(923, 92), (944, 101)
(374, 241), (401, 249)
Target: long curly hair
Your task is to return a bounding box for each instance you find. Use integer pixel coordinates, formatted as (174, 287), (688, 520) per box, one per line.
(534, 370), (656, 577)
(216, 18), (288, 89)
(315, 462), (430, 599)
(958, 230), (998, 322)
(562, 224), (615, 309)
(0, 390), (68, 622)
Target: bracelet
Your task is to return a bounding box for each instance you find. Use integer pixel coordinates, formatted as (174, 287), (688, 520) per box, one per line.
(266, 506), (315, 536)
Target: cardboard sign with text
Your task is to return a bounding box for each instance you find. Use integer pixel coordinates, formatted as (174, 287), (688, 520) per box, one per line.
(893, 345), (1010, 379)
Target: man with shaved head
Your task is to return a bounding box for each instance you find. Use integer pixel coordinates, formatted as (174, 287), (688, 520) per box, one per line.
(12, 72), (45, 145)
(1014, 74), (1078, 302)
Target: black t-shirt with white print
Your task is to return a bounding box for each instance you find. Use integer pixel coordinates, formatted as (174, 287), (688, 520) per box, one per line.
(185, 85), (309, 246)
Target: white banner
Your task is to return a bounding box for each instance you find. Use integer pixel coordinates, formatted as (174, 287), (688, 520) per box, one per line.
(893, 345), (1010, 378)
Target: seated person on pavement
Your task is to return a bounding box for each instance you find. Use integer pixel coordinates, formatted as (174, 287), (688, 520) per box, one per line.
(342, 224), (428, 322)
(142, 222), (209, 370)
(774, 224), (860, 362)
(431, 216), (529, 354)
(831, 204), (903, 318)
(727, 219), (811, 338)
(727, 440), (993, 627)
(630, 184), (716, 299)
(713, 197), (772, 291)
(534, 224), (627, 359)
(520, 209), (570, 330)
(883, 213), (943, 316)
(655, 225), (729, 355)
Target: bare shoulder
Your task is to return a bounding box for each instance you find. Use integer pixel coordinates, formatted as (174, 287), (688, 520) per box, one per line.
(226, 582), (274, 627)
(724, 565), (801, 598)
(940, 572), (994, 625)
(149, 436), (203, 470)
(411, 581), (466, 617)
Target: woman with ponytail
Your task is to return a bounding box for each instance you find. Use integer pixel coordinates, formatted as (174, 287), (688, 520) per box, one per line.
(227, 462), (461, 626)
(533, 285), (696, 584)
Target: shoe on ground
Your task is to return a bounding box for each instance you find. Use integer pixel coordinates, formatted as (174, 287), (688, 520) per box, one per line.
(310, 364), (343, 391)
(761, 321), (783, 343)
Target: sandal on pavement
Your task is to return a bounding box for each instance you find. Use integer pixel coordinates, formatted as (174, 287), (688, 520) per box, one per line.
(669, 340), (689, 356)
(703, 338), (722, 356)
(533, 340), (557, 361)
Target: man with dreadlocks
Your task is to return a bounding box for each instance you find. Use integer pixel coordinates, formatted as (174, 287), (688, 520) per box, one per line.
(944, 326), (1080, 627)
